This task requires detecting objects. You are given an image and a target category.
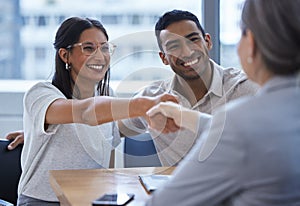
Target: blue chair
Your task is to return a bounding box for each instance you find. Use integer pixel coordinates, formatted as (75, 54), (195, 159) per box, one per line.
(0, 199), (14, 206)
(0, 140), (23, 205)
(124, 133), (161, 167)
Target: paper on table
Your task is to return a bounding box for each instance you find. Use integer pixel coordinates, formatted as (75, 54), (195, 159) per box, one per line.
(138, 174), (172, 194)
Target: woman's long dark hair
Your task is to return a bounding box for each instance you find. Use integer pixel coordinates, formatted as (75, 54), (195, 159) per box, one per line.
(52, 17), (110, 98)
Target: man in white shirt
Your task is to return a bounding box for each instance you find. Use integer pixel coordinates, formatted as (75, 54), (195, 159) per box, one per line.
(118, 10), (259, 166)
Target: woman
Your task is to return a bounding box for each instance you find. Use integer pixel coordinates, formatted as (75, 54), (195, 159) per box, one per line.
(146, 0), (300, 205)
(17, 17), (176, 205)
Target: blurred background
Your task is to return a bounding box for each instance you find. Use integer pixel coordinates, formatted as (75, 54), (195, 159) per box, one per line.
(0, 0), (245, 137)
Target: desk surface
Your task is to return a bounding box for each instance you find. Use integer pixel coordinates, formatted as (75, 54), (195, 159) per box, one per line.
(49, 167), (175, 206)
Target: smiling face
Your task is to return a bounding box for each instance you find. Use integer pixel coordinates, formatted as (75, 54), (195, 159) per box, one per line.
(159, 20), (212, 81)
(68, 27), (110, 85)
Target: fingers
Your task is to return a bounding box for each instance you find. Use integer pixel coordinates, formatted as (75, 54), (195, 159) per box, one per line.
(147, 103), (165, 117)
(5, 130), (23, 140)
(165, 118), (180, 133)
(149, 118), (180, 134)
(147, 112), (168, 132)
(158, 93), (179, 104)
(147, 111), (180, 134)
(147, 101), (181, 119)
(5, 131), (25, 150)
(7, 135), (24, 150)
(147, 95), (182, 134)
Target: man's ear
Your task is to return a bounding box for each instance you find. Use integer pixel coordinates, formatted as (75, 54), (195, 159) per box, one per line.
(59, 48), (68, 63)
(204, 33), (213, 50)
(159, 51), (169, 65)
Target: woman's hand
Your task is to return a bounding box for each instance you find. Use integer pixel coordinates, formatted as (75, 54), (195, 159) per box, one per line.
(5, 130), (24, 150)
(142, 93), (179, 131)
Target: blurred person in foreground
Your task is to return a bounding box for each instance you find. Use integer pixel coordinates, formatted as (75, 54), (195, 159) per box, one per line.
(146, 0), (300, 205)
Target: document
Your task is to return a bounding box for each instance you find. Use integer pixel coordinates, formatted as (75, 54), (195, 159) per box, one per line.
(138, 174), (172, 194)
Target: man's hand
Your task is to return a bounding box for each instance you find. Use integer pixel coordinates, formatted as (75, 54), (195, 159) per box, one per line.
(153, 93), (179, 105)
(5, 130), (24, 150)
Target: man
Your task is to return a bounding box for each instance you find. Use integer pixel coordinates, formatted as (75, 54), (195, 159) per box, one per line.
(118, 9), (258, 166)
(6, 10), (258, 166)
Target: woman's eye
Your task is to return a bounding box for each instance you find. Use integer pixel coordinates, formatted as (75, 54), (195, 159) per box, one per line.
(83, 46), (96, 52)
(167, 44), (180, 51)
(101, 46), (109, 52)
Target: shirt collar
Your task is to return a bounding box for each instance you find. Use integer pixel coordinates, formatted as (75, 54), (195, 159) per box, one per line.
(208, 60), (224, 97)
(166, 59), (224, 98)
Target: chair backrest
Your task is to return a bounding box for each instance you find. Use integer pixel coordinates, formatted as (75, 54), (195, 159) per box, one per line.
(0, 199), (14, 206)
(124, 133), (161, 167)
(0, 140), (23, 205)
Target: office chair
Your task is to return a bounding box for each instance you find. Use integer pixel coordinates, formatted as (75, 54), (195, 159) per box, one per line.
(124, 133), (162, 167)
(0, 140), (23, 205)
(0, 199), (13, 206)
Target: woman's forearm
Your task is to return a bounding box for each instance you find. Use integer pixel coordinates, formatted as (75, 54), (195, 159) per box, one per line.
(47, 93), (177, 126)
(81, 96), (155, 126)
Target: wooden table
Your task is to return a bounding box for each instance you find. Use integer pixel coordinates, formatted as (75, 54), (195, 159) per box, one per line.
(49, 167), (175, 206)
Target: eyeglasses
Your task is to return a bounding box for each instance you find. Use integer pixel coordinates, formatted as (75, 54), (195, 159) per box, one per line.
(67, 42), (116, 56)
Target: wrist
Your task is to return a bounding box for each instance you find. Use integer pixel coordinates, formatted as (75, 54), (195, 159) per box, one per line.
(130, 97), (154, 117)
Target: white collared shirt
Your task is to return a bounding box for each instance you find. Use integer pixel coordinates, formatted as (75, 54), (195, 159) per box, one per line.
(121, 60), (259, 166)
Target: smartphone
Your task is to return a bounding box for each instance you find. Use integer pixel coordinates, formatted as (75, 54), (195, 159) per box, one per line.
(92, 193), (134, 206)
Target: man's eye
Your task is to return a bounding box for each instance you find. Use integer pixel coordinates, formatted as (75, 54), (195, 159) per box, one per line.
(190, 37), (201, 42)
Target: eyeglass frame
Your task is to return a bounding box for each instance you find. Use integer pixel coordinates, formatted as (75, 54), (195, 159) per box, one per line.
(66, 41), (116, 56)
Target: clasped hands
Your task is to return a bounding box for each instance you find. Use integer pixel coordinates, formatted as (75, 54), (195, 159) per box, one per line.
(146, 100), (201, 134)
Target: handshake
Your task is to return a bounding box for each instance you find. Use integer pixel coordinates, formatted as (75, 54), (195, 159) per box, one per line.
(146, 101), (201, 134)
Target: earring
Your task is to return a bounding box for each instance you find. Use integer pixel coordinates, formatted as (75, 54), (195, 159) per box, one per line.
(247, 57), (253, 64)
(65, 63), (70, 70)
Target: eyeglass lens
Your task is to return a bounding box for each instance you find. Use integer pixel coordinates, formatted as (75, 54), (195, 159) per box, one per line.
(81, 42), (115, 56)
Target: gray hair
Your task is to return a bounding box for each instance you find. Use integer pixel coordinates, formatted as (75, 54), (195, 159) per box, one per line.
(241, 0), (300, 75)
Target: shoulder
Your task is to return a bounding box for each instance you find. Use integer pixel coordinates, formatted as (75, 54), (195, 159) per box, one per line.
(217, 94), (260, 128)
(221, 66), (247, 84)
(27, 81), (58, 93)
(24, 81), (65, 102)
(214, 63), (259, 96)
(225, 66), (258, 87)
(211, 61), (245, 83)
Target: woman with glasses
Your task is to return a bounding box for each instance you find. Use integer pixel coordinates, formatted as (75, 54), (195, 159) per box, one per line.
(17, 17), (176, 206)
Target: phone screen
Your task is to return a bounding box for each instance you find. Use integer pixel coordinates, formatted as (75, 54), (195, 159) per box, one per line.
(92, 193), (134, 206)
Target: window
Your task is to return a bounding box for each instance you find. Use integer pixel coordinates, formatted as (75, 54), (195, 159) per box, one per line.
(34, 47), (46, 60)
(0, 0), (202, 82)
(0, 0), (246, 84)
(220, 0), (245, 69)
(102, 15), (120, 25)
(36, 15), (48, 26)
(129, 14), (143, 25)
